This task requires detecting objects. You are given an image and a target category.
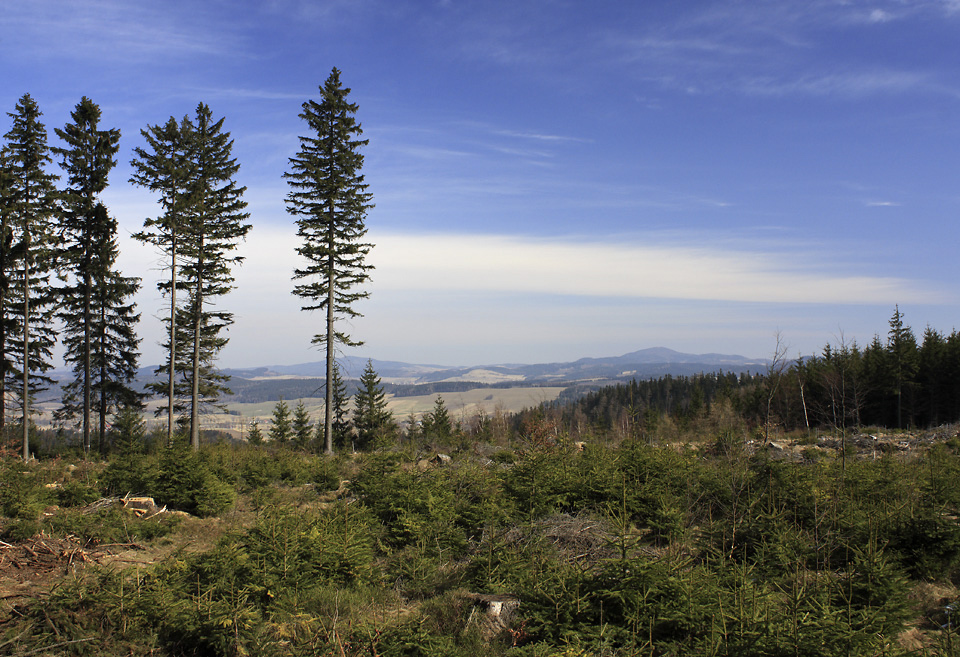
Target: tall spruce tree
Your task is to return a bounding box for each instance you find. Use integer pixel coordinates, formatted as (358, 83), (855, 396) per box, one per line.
(130, 115), (194, 446)
(2, 94), (59, 461)
(131, 105), (249, 449)
(172, 103), (251, 449)
(285, 68), (373, 455)
(178, 103), (249, 448)
(53, 96), (142, 454)
(887, 305), (918, 429)
(0, 148), (16, 437)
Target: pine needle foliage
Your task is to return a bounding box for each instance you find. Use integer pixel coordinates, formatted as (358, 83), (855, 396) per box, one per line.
(53, 97), (142, 454)
(292, 399), (313, 449)
(129, 115), (194, 446)
(2, 435), (954, 656)
(270, 398), (292, 444)
(329, 361), (351, 450)
(1, 94), (59, 461)
(131, 104), (249, 449)
(178, 102), (250, 448)
(286, 67), (373, 455)
(352, 359), (394, 450)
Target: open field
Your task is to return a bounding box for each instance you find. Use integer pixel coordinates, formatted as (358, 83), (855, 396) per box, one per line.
(216, 385), (566, 436)
(30, 385), (567, 439)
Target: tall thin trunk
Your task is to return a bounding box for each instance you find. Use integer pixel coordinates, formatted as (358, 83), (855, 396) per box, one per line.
(21, 236), (29, 463)
(324, 225), (335, 455)
(190, 244), (202, 450)
(0, 260), (6, 437)
(99, 291), (107, 448)
(167, 234), (176, 446)
(798, 371), (809, 430)
(83, 265), (91, 455)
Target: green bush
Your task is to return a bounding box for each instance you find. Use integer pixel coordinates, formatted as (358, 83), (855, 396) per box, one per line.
(102, 452), (157, 496)
(0, 518), (40, 541)
(0, 460), (54, 521)
(43, 506), (180, 543)
(56, 480), (101, 507)
(150, 442), (236, 517)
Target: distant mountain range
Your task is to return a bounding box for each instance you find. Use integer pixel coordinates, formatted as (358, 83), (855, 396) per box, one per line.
(219, 347), (769, 385)
(41, 348), (769, 406)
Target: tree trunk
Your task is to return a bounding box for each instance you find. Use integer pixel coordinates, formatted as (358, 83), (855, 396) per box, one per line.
(168, 236), (177, 446)
(21, 239), (29, 463)
(0, 267), (6, 437)
(83, 265), (91, 455)
(324, 249), (335, 455)
(190, 264), (202, 450)
(190, 192), (205, 450)
(99, 287), (108, 448)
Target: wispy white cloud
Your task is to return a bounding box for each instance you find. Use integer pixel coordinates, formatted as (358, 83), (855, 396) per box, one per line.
(866, 200), (901, 207)
(491, 129), (592, 143)
(602, 2), (960, 101)
(184, 87), (306, 102)
(367, 231), (941, 305)
(263, 0), (385, 28)
(111, 219), (952, 367)
(868, 9), (895, 23)
(0, 0), (243, 63)
(614, 35), (754, 61)
(739, 70), (933, 98)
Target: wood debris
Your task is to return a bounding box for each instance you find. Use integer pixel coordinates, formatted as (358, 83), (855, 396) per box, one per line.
(0, 534), (142, 588)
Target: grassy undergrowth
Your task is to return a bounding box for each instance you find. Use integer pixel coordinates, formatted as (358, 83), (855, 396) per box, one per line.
(3, 431), (960, 656)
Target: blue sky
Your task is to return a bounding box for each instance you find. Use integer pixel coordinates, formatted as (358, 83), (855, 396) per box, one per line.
(2, 0), (958, 368)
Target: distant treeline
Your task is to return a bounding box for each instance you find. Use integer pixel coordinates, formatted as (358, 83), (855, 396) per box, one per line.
(536, 310), (960, 435)
(186, 377), (545, 404)
(385, 380), (540, 397)
(540, 372), (762, 436)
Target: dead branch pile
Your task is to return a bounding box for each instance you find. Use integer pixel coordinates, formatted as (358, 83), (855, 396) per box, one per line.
(499, 513), (619, 566)
(0, 534), (144, 585)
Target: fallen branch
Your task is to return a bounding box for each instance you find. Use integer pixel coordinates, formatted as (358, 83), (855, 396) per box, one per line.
(97, 542), (147, 551)
(16, 637), (96, 656)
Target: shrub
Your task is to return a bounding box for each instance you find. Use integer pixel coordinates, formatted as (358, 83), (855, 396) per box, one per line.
(153, 442), (235, 517)
(56, 480), (101, 507)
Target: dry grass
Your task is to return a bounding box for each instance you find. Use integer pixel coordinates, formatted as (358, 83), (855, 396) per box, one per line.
(123, 386), (568, 440)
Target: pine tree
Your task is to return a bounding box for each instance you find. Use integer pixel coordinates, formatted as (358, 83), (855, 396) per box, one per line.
(918, 326), (948, 426)
(404, 412), (422, 443)
(109, 405), (147, 455)
(887, 305), (918, 429)
(860, 335), (894, 426)
(286, 68), (373, 455)
(178, 103), (250, 449)
(270, 398), (292, 444)
(423, 395), (452, 440)
(53, 96), (142, 454)
(2, 94), (59, 461)
(130, 105), (250, 449)
(330, 361), (351, 450)
(292, 399), (312, 449)
(352, 360), (393, 450)
(102, 406), (152, 494)
(0, 148), (17, 438)
(247, 419), (263, 445)
(130, 115), (194, 445)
